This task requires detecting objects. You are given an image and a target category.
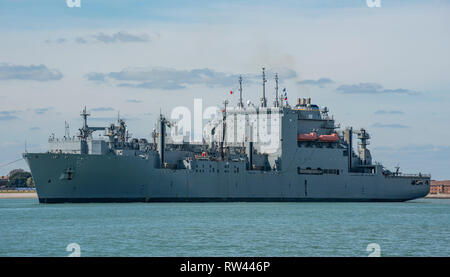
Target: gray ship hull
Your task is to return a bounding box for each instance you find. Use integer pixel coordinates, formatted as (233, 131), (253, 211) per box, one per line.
(24, 153), (430, 203)
(24, 79), (431, 203)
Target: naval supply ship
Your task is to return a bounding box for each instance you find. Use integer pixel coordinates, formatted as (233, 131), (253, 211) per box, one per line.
(23, 68), (430, 203)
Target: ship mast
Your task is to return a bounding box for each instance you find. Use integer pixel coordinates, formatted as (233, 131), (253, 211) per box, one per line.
(274, 73), (280, 107)
(158, 113), (166, 168)
(64, 121), (70, 138)
(260, 67), (267, 108)
(238, 75), (244, 108)
(79, 106), (91, 140)
(81, 107), (89, 132)
(220, 100), (228, 160)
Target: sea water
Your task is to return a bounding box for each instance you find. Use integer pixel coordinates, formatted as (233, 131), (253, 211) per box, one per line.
(0, 198), (449, 257)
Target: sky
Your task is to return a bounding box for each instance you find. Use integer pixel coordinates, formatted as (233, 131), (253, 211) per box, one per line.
(0, 0), (449, 179)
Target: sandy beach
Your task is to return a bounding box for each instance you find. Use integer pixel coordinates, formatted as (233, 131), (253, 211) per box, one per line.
(0, 192), (38, 199)
(425, 194), (450, 199)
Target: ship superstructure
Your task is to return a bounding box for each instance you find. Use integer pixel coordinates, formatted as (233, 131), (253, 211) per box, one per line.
(23, 69), (430, 203)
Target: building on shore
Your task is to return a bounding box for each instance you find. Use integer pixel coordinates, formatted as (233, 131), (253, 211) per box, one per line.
(430, 180), (450, 194)
(0, 176), (9, 187)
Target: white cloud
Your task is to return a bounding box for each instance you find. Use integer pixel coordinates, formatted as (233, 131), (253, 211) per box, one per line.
(92, 31), (151, 43)
(298, 78), (334, 87)
(0, 63), (62, 81)
(85, 67), (298, 90)
(336, 83), (419, 95)
(0, 110), (19, 120)
(372, 122), (410, 128)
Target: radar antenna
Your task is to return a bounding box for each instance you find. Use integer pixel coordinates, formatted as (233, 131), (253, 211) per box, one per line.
(357, 128), (371, 149)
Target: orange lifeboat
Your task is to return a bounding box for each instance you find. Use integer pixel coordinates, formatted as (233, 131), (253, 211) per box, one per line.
(297, 132), (318, 141)
(318, 133), (339, 142)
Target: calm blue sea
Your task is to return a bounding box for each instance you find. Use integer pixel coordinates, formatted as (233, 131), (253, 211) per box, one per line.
(0, 198), (449, 257)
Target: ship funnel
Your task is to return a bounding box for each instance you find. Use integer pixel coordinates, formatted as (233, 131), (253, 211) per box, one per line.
(302, 98), (306, 105)
(297, 98), (301, 106)
(307, 98), (311, 105)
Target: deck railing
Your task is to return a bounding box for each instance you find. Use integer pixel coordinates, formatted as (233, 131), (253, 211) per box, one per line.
(384, 172), (431, 178)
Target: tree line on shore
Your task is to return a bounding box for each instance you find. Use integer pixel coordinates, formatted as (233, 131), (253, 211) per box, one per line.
(0, 169), (35, 188)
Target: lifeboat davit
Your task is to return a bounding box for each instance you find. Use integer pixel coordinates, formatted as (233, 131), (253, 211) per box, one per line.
(297, 132), (318, 141)
(318, 133), (339, 142)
